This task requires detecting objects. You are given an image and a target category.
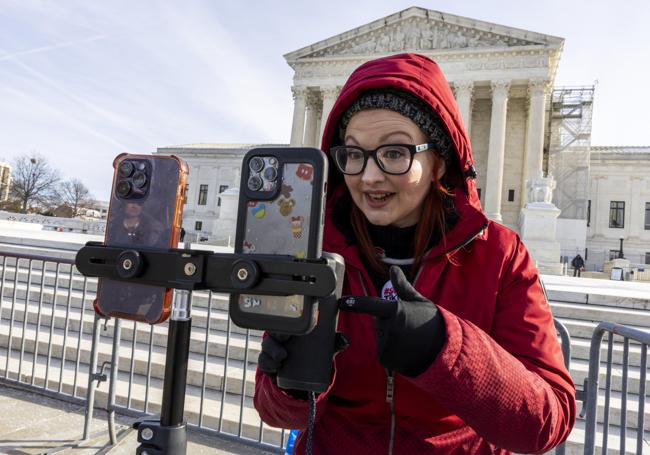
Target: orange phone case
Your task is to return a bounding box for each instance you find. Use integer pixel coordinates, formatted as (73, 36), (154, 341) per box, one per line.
(94, 153), (188, 324)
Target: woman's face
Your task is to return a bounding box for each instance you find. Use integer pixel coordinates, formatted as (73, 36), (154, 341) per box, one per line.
(343, 109), (445, 228)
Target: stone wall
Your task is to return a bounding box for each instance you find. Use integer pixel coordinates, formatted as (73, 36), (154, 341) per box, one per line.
(0, 211), (105, 234)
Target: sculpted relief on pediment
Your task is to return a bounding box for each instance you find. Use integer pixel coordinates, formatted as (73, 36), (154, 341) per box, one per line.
(306, 19), (540, 58)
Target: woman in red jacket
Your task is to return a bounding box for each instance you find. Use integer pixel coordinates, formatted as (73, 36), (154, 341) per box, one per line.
(254, 53), (576, 454)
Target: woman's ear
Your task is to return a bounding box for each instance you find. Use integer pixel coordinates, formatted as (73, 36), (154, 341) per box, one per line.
(432, 159), (446, 182)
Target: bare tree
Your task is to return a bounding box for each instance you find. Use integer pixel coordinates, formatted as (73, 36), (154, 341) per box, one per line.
(58, 178), (94, 217)
(10, 154), (61, 213)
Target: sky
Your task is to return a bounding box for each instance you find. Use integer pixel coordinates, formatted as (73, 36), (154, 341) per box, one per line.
(1, 0), (649, 201)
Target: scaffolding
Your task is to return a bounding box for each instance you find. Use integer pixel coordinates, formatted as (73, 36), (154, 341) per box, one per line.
(545, 86), (595, 220)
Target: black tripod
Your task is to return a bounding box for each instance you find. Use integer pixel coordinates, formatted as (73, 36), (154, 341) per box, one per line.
(75, 243), (345, 454)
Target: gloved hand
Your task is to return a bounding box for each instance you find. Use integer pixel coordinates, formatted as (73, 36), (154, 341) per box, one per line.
(338, 266), (445, 377)
(258, 333), (292, 378)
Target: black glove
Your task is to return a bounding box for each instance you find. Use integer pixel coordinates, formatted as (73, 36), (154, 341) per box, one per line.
(258, 333), (292, 378)
(338, 266), (445, 377)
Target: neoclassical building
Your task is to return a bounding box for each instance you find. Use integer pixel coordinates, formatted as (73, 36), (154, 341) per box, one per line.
(284, 7), (562, 228)
(585, 146), (650, 270)
(159, 7), (650, 271)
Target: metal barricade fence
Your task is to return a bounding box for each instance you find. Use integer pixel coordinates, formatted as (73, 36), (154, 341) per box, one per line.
(0, 251), (286, 452)
(554, 318), (572, 455)
(0, 253), (90, 403)
(2, 250), (648, 454)
(582, 322), (650, 455)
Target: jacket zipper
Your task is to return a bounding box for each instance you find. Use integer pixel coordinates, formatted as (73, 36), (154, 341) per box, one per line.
(357, 274), (395, 454)
(358, 274), (396, 455)
(394, 225), (486, 453)
(355, 225), (485, 455)
(386, 370), (395, 455)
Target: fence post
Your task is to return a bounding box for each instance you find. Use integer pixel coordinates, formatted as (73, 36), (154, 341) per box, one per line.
(107, 318), (121, 445)
(83, 314), (103, 440)
(583, 324), (606, 455)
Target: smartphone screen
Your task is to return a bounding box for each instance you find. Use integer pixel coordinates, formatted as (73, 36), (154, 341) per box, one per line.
(94, 154), (188, 324)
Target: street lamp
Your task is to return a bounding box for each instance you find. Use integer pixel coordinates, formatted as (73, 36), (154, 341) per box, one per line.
(618, 237), (624, 259)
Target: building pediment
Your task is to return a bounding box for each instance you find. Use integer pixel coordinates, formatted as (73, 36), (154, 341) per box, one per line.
(285, 7), (563, 62)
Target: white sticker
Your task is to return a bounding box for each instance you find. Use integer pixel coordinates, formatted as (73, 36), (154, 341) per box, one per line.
(381, 280), (399, 301)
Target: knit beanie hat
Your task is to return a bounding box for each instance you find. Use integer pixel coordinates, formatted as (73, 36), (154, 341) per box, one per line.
(338, 89), (454, 164)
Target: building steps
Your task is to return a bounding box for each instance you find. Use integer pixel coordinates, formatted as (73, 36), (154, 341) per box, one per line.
(2, 260), (650, 452)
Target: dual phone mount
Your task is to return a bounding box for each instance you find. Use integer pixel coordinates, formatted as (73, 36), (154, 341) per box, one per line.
(75, 242), (345, 455)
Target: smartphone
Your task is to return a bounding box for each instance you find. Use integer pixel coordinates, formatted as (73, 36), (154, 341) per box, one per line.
(229, 148), (327, 335)
(94, 153), (189, 324)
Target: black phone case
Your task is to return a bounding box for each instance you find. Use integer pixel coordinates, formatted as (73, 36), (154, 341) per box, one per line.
(229, 148), (327, 335)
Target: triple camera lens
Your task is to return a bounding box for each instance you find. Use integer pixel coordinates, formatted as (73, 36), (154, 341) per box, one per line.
(247, 156), (278, 192)
(116, 159), (148, 199)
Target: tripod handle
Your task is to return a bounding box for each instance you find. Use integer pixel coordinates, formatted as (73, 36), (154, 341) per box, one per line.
(276, 294), (339, 393)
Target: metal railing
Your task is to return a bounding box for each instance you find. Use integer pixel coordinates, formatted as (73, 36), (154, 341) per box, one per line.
(582, 322), (650, 454)
(0, 253), (89, 401)
(2, 250), (649, 454)
(0, 251), (285, 452)
(554, 318), (572, 455)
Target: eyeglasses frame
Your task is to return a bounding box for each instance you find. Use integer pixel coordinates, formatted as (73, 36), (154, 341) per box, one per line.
(330, 143), (435, 175)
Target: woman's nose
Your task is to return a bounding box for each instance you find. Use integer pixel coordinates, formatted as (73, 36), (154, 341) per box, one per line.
(361, 156), (385, 184)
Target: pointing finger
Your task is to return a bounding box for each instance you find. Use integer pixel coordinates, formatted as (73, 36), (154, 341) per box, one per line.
(338, 295), (397, 319)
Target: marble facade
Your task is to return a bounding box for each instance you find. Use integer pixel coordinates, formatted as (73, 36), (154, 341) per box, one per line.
(284, 7), (562, 228)
(157, 7), (650, 272)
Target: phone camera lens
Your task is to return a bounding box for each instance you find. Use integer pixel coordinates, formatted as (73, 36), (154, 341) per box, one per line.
(263, 166), (278, 182)
(132, 171), (147, 188)
(247, 175), (263, 191)
(116, 180), (131, 197)
(118, 161), (134, 177)
(249, 157), (264, 173)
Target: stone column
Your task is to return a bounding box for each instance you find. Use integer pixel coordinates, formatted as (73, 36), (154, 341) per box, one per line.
(314, 108), (323, 147)
(303, 91), (320, 148)
(319, 86), (339, 148)
(591, 176), (606, 237)
(522, 79), (550, 203)
(454, 80), (474, 136)
(484, 80), (511, 222)
(629, 176), (643, 238)
(290, 87), (308, 146)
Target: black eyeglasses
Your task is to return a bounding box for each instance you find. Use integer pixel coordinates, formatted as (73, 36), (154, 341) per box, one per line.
(330, 143), (435, 175)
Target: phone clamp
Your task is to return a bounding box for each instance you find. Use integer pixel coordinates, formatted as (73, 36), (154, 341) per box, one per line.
(76, 243), (345, 453)
(116, 249), (144, 279)
(76, 242), (338, 295)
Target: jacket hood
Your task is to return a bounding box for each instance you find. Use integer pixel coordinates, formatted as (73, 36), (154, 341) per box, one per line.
(320, 53), (488, 261)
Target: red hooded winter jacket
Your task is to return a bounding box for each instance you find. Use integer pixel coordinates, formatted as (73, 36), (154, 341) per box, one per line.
(254, 53), (576, 454)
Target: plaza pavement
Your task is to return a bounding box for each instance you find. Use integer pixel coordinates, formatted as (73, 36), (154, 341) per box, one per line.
(0, 383), (279, 455)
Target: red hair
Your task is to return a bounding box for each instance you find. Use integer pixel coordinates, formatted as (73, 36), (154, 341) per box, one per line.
(350, 156), (453, 280)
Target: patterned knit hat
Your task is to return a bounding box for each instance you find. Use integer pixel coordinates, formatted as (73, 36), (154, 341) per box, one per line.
(338, 89), (454, 163)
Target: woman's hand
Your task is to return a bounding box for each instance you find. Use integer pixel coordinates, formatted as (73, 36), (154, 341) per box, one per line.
(339, 266), (446, 377)
(258, 333), (292, 378)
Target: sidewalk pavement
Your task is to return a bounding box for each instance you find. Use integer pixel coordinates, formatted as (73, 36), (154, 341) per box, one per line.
(0, 384), (280, 455)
